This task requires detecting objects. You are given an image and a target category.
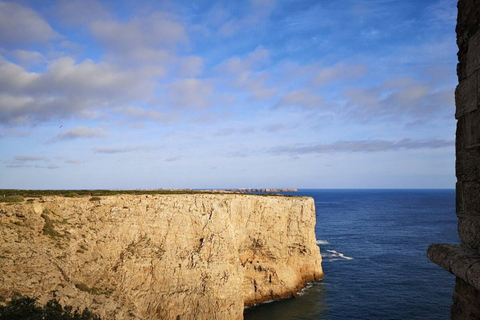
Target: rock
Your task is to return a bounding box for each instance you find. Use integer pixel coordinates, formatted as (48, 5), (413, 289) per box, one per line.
(0, 194), (323, 320)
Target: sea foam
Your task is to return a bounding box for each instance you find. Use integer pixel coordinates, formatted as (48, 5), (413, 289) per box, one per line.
(322, 249), (354, 261)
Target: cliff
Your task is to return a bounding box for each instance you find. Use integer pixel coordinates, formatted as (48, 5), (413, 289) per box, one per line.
(0, 194), (323, 320)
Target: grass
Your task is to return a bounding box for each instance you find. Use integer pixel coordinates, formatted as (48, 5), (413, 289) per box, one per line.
(0, 195), (24, 203)
(63, 191), (80, 197)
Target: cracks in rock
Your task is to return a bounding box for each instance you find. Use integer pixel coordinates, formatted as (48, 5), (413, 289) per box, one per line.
(52, 261), (71, 283)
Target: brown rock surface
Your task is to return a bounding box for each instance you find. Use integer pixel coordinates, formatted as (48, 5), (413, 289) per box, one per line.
(0, 194), (323, 319)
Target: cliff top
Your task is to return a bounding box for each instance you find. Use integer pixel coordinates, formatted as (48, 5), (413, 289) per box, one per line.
(0, 189), (299, 200)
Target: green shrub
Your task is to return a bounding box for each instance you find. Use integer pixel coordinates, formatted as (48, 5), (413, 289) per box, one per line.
(0, 196), (24, 203)
(0, 296), (100, 319)
(63, 192), (79, 198)
(89, 197), (101, 202)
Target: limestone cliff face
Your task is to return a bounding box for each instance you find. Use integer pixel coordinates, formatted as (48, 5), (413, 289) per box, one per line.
(0, 194), (323, 320)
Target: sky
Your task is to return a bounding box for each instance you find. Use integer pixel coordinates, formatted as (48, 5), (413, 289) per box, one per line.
(0, 0), (457, 189)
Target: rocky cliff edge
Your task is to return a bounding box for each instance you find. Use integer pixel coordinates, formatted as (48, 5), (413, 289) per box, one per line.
(0, 194), (323, 319)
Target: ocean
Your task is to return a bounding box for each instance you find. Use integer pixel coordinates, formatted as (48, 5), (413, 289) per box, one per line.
(244, 189), (459, 320)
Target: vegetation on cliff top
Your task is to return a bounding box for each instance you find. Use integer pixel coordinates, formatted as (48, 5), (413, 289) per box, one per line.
(0, 296), (100, 320)
(0, 195), (24, 203)
(0, 189), (297, 198)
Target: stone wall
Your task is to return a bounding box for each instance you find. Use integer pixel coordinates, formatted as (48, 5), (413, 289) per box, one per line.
(427, 0), (480, 318)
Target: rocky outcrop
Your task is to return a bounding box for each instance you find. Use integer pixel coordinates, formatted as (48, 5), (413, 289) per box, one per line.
(0, 194), (323, 320)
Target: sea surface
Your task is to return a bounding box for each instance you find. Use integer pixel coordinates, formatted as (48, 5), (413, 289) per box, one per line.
(244, 189), (459, 320)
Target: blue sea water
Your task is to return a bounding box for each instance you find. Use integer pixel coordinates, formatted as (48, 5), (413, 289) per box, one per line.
(244, 189), (459, 320)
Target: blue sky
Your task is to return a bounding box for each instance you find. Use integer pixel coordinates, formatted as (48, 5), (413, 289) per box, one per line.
(0, 0), (457, 189)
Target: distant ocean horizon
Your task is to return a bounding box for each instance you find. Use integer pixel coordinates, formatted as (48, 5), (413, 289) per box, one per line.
(244, 189), (459, 320)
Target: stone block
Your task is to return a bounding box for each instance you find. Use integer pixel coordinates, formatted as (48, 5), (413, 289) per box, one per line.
(456, 277), (478, 302)
(455, 71), (478, 119)
(457, 0), (480, 82)
(466, 263), (480, 294)
(463, 181), (480, 216)
(466, 24), (480, 78)
(456, 149), (480, 182)
(456, 109), (480, 149)
(457, 182), (465, 217)
(451, 292), (467, 320)
(452, 277), (480, 320)
(452, 281), (469, 320)
(459, 216), (480, 249)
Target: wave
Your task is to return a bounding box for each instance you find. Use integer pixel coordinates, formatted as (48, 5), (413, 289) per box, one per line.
(322, 249), (354, 261)
(316, 240), (330, 245)
(296, 282), (313, 296)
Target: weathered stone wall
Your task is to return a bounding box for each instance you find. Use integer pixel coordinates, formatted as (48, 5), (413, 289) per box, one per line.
(456, 0), (480, 250)
(0, 194), (323, 320)
(427, 1), (480, 319)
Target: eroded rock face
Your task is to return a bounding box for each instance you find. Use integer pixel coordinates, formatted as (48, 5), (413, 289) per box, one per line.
(0, 194), (323, 319)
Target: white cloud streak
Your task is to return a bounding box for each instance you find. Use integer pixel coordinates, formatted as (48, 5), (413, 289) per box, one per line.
(271, 138), (454, 155)
(54, 126), (108, 141)
(14, 155), (46, 162)
(92, 146), (148, 154)
(273, 89), (325, 110)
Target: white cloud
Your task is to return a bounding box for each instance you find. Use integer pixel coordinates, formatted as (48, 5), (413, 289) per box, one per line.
(54, 126), (108, 141)
(12, 50), (47, 68)
(15, 155), (46, 162)
(0, 1), (58, 45)
(0, 57), (155, 125)
(0, 58), (40, 91)
(216, 47), (274, 99)
(216, 0), (275, 37)
(169, 78), (213, 109)
(427, 0), (456, 26)
(264, 123), (290, 133)
(90, 12), (187, 65)
(42, 58), (150, 97)
(6, 164), (30, 168)
(311, 62), (366, 87)
(65, 159), (83, 164)
(116, 106), (173, 122)
(55, 0), (111, 26)
(178, 56), (204, 77)
(93, 146), (147, 154)
(343, 77), (455, 122)
(217, 47), (269, 74)
(273, 89), (325, 110)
